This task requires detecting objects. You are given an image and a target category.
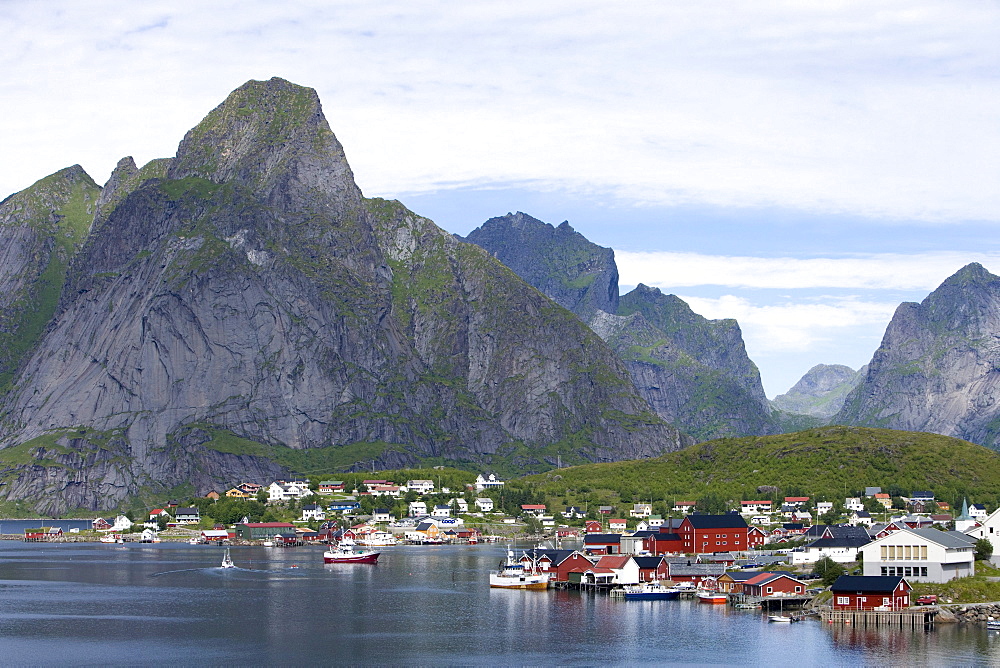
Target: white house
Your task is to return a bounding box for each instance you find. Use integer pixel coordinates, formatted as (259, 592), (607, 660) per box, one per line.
(370, 485), (401, 498)
(452, 498), (469, 513)
(475, 473), (504, 491)
(816, 501), (833, 516)
(845, 497), (865, 512)
(740, 501), (773, 514)
(861, 527), (975, 583)
(407, 480), (435, 494)
(268, 481), (313, 502)
(848, 510), (874, 527)
(432, 505), (452, 519)
(372, 508), (393, 523)
(791, 527), (872, 564)
(409, 501), (428, 517)
(673, 501), (695, 513)
(475, 497), (494, 512)
(964, 506), (1000, 558)
(971, 504), (989, 520)
(301, 504), (326, 521)
(110, 515), (133, 532)
(630, 503), (652, 518)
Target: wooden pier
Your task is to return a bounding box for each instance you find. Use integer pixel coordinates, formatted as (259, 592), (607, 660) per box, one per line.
(820, 609), (936, 628)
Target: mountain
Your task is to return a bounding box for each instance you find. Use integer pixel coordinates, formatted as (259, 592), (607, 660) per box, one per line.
(463, 213), (777, 441)
(462, 212), (618, 319)
(518, 426), (1000, 508)
(772, 364), (865, 419)
(835, 263), (1000, 449)
(0, 78), (685, 514)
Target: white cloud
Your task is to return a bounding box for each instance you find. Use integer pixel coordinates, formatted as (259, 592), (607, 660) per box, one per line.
(1, 1), (999, 225)
(617, 251), (1000, 291)
(680, 294), (898, 354)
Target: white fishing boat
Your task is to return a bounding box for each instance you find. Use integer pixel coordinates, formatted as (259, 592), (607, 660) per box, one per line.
(100, 533), (124, 544)
(323, 542), (380, 564)
(221, 548), (235, 569)
(768, 615), (793, 623)
(489, 548), (550, 590)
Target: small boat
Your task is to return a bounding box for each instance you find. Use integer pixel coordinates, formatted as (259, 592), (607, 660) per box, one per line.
(768, 615), (793, 623)
(987, 617), (1000, 630)
(323, 542), (380, 564)
(262, 540), (274, 547)
(734, 602), (761, 610)
(221, 549), (235, 569)
(623, 582), (681, 600)
(696, 589), (728, 604)
(188, 537), (200, 545)
(489, 548), (550, 590)
(100, 533), (124, 544)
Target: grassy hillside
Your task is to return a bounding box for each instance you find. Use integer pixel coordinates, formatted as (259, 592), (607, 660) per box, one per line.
(510, 426), (1000, 512)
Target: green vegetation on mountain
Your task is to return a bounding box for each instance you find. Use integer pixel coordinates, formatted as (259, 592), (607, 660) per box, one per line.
(507, 426), (1000, 512)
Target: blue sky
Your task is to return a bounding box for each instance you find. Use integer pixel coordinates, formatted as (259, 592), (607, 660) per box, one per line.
(2, 1), (999, 396)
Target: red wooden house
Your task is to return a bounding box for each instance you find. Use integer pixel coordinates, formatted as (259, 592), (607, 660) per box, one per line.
(747, 525), (768, 548)
(633, 556), (670, 581)
(643, 531), (684, 555)
(831, 575), (911, 610)
(583, 533), (621, 555)
(519, 549), (595, 582)
(741, 573), (808, 598)
(678, 515), (748, 554)
(584, 520), (603, 534)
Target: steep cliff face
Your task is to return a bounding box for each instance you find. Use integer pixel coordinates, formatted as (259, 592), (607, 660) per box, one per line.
(0, 78), (683, 512)
(0, 166), (100, 391)
(772, 364), (865, 418)
(462, 214), (776, 441)
(462, 212), (618, 319)
(836, 263), (1000, 448)
(610, 285), (776, 440)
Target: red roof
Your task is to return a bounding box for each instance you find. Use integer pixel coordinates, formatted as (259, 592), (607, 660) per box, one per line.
(784, 497), (809, 502)
(521, 504), (546, 510)
(595, 555), (632, 569)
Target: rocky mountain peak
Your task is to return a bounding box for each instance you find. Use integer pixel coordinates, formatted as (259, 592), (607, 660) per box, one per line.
(462, 211), (619, 318)
(167, 77), (360, 213)
(771, 364), (864, 419)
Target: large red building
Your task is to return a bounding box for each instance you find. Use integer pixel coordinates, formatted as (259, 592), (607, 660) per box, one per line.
(831, 575), (911, 610)
(678, 515), (748, 553)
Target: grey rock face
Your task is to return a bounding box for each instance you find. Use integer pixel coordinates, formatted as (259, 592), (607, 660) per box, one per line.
(0, 166), (100, 386)
(462, 212), (619, 319)
(463, 213), (776, 442)
(0, 78), (684, 513)
(772, 364), (865, 418)
(835, 263), (1000, 448)
(613, 284), (776, 440)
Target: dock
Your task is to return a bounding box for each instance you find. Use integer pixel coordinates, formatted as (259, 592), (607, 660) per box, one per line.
(820, 608), (936, 628)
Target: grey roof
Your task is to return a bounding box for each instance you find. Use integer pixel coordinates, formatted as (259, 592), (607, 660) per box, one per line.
(945, 531), (978, 545)
(667, 563), (726, 577)
(899, 528), (976, 549)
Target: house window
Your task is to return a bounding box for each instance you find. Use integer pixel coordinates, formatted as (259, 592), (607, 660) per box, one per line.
(883, 598), (890, 606)
(921, 567), (928, 577)
(881, 567), (888, 576)
(766, 587), (773, 593)
(836, 596), (850, 605)
(921, 545), (927, 560)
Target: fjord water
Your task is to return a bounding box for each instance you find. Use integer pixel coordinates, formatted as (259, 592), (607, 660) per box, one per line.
(0, 541), (995, 666)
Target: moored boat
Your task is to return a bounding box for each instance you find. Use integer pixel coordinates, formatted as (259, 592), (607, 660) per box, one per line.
(623, 582), (681, 600)
(489, 548), (550, 590)
(696, 589), (728, 604)
(323, 542), (380, 564)
(768, 615), (794, 623)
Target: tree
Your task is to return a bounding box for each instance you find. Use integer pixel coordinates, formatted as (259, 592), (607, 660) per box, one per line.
(815, 556), (845, 587)
(976, 538), (994, 561)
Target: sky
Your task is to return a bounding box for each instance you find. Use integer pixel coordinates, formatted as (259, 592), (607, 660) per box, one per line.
(2, 1), (999, 397)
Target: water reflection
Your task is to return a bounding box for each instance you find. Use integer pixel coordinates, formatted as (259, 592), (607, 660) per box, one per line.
(0, 541), (998, 665)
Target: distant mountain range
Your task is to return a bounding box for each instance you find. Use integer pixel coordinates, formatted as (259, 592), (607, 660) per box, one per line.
(2, 77), (999, 514)
(0, 78), (686, 514)
(463, 213), (779, 442)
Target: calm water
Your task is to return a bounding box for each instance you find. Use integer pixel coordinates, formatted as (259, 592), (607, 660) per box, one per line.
(0, 541), (998, 666)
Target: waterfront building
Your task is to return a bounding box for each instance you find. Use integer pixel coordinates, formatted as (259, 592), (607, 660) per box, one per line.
(831, 575), (911, 610)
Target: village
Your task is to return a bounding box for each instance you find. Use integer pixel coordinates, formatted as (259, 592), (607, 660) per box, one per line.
(14, 471), (1000, 626)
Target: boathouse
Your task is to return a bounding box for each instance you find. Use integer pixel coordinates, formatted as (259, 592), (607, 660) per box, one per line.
(831, 575), (911, 610)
